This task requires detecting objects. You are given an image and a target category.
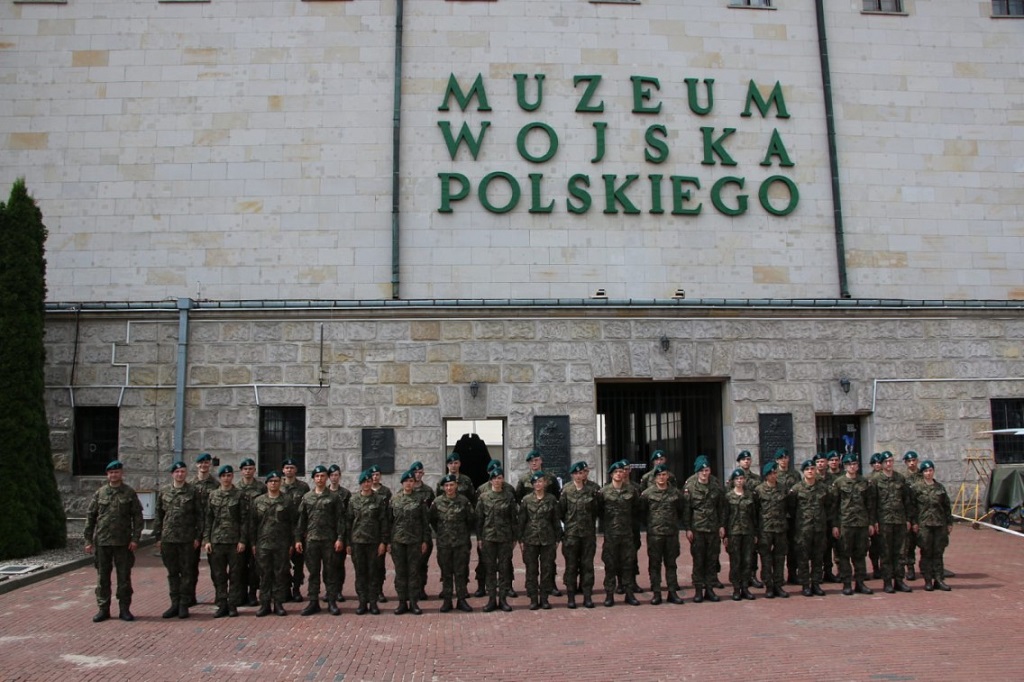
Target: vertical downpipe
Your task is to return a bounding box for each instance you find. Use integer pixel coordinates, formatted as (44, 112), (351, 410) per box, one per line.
(390, 0), (405, 300)
(173, 298), (192, 461)
(815, 0), (851, 299)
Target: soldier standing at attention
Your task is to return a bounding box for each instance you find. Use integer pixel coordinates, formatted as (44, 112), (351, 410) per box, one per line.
(684, 455), (725, 603)
(734, 450), (764, 589)
(85, 460), (144, 623)
(519, 471), (562, 610)
(559, 461), (601, 609)
(389, 469), (430, 615)
(789, 460), (830, 597)
(515, 449), (561, 500)
(874, 451), (915, 594)
(867, 453), (884, 578)
(295, 465), (345, 617)
(188, 452), (219, 606)
(902, 450), (923, 580)
(773, 448), (802, 585)
(831, 453), (876, 596)
(641, 464), (687, 605)
(476, 467), (518, 613)
(204, 464), (247, 618)
(347, 469), (389, 615)
(430, 473), (476, 613)
(640, 450), (677, 492)
(154, 460), (202, 619)
(753, 461), (789, 598)
(280, 458), (310, 602)
(600, 460), (641, 607)
(249, 471), (294, 617)
(407, 461), (435, 602)
(326, 464), (351, 603)
(236, 458), (266, 606)
(724, 468), (757, 601)
(911, 460), (953, 591)
(368, 464), (393, 603)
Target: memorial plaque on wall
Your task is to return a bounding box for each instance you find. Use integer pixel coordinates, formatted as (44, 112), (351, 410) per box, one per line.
(759, 413), (794, 464)
(361, 428), (396, 474)
(533, 415), (570, 480)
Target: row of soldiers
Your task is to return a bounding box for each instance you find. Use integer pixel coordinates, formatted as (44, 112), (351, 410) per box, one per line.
(83, 445), (952, 621)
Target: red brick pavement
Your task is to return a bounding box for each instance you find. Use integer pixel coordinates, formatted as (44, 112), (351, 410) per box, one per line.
(0, 523), (1020, 681)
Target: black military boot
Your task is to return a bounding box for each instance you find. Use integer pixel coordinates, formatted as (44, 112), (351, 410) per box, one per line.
(667, 590), (684, 604)
(456, 597), (473, 613)
(691, 588), (704, 604)
(508, 587), (519, 598)
(178, 602), (190, 619)
(327, 599), (341, 616)
(773, 585), (789, 599)
(624, 590), (640, 606)
(162, 600), (179, 619)
(416, 589), (428, 602)
(247, 590), (259, 607)
(934, 579), (952, 592)
(482, 596), (497, 613)
(498, 595), (512, 612)
(764, 586), (776, 599)
(439, 598), (453, 613)
(227, 604), (239, 617)
(540, 596), (552, 610)
(924, 579), (934, 592)
(855, 581), (874, 595)
(604, 593), (615, 607)
(741, 587), (755, 601)
(301, 599), (321, 616)
(802, 586), (814, 597)
(92, 608), (110, 623)
(731, 588), (742, 602)
(582, 591), (595, 609)
(551, 587), (564, 597)
(905, 566), (917, 581)
(566, 591), (577, 609)
(377, 593), (388, 604)
(410, 600), (424, 615)
(214, 603), (230, 618)
(529, 596), (541, 611)
(356, 602), (369, 615)
(291, 586), (303, 603)
(256, 602), (271, 617)
(811, 583), (826, 596)
(369, 601), (381, 615)
(473, 583), (487, 598)
(712, 579), (724, 589)
(274, 601), (287, 616)
(650, 591), (662, 605)
(118, 603), (135, 622)
(842, 582), (854, 596)
(894, 579), (912, 593)
(394, 600), (409, 615)
(750, 576), (765, 589)
(883, 579), (895, 594)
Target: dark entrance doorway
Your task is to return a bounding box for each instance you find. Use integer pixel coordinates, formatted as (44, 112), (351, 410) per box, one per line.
(596, 381), (724, 484)
(816, 414), (863, 471)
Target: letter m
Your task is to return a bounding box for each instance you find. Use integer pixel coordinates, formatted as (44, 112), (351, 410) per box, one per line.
(742, 80), (790, 119)
(438, 73), (492, 112)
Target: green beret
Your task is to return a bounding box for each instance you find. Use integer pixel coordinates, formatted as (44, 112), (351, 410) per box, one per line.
(920, 460), (934, 471)
(652, 464), (668, 475)
(903, 450), (919, 462)
(311, 465), (328, 476)
(328, 464), (341, 474)
(282, 458), (298, 467)
(729, 468), (746, 481)
(441, 474), (458, 485)
(530, 471), (546, 483)
(218, 464), (234, 476)
(827, 450), (840, 460)
(489, 468), (504, 480)
(106, 460), (123, 471)
(368, 465), (381, 474)
(736, 450), (752, 462)
(265, 471), (281, 482)
(608, 460), (627, 475)
(526, 449), (542, 462)
(409, 460), (424, 472)
(650, 449), (666, 462)
(800, 459), (815, 471)
(486, 459), (502, 473)
(879, 451), (894, 462)
(240, 458), (256, 468)
(693, 455), (710, 473)
(869, 453), (881, 465)
(169, 461), (187, 473)
(358, 470), (372, 484)
(446, 452), (460, 463)
(569, 461), (588, 474)
(813, 452), (827, 462)
(761, 461), (777, 477)
(774, 447), (788, 459)
(400, 470), (415, 483)
(842, 453), (857, 465)
(195, 453), (212, 463)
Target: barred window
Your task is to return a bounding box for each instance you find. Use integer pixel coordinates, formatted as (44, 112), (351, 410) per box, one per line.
(992, 0), (1024, 16)
(991, 399), (1024, 464)
(863, 0), (902, 11)
(731, 0), (772, 7)
(74, 407), (120, 476)
(259, 406), (306, 476)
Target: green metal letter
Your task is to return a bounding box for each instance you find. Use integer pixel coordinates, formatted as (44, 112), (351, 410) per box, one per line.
(741, 80), (790, 119)
(438, 73), (492, 112)
(760, 129), (794, 167)
(514, 73), (546, 112)
(438, 121), (491, 160)
(710, 176), (748, 216)
(758, 175), (799, 216)
(574, 75), (605, 113)
(603, 174), (641, 214)
(438, 173), (471, 213)
(644, 125), (669, 164)
(670, 176), (702, 215)
(684, 78), (715, 115)
(516, 122), (559, 163)
(700, 127), (737, 166)
(567, 174), (592, 214)
(630, 76), (662, 114)
(528, 173), (554, 214)
(478, 172), (521, 214)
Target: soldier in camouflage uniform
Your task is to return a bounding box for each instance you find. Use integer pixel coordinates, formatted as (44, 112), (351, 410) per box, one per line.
(734, 450), (764, 589)
(600, 460), (641, 606)
(821, 451), (843, 583)
(347, 469), (390, 615)
(280, 458), (310, 602)
(204, 465), (248, 618)
(390, 469), (430, 615)
(236, 458), (266, 606)
(559, 461), (600, 609)
(873, 451), (914, 594)
(295, 465), (345, 616)
(326, 464), (351, 602)
(407, 460), (435, 601)
(902, 450), (923, 580)
(684, 455), (725, 603)
(773, 448), (802, 585)
(519, 471), (562, 610)
(188, 452), (219, 606)
(85, 460), (144, 623)
(753, 461), (789, 598)
(641, 464), (687, 605)
(789, 460), (830, 597)
(515, 449), (561, 501)
(249, 471), (295, 617)
(911, 460), (953, 591)
(640, 450), (677, 492)
(476, 467), (518, 612)
(154, 460), (202, 619)
(724, 468), (757, 601)
(830, 453), (876, 596)
(368, 464), (393, 603)
(867, 453), (884, 577)
(430, 473), (476, 613)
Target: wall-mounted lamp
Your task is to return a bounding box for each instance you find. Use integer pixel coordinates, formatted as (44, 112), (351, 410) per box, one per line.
(469, 380), (480, 399)
(660, 335), (670, 352)
(673, 288), (686, 299)
(839, 378), (851, 394)
(592, 288), (607, 299)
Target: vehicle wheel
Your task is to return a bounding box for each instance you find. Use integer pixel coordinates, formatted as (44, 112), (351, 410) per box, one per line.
(993, 512), (1011, 529)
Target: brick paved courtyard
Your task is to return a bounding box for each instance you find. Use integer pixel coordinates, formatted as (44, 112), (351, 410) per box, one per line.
(0, 523), (1020, 681)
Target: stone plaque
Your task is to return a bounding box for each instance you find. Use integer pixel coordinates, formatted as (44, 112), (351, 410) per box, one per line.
(361, 428), (396, 474)
(533, 415), (570, 480)
(915, 422), (945, 440)
(759, 413), (794, 463)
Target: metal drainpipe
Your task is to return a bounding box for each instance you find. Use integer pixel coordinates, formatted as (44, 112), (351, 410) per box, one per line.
(173, 297), (192, 461)
(815, 0), (851, 299)
(390, 0), (405, 300)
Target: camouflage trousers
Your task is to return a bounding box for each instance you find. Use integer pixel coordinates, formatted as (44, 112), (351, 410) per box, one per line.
(689, 531), (721, 590)
(480, 540), (514, 597)
(159, 541), (195, 604)
(391, 542), (422, 601)
(302, 539), (336, 603)
(836, 526), (870, 583)
(561, 534), (596, 595)
(726, 533), (754, 589)
(95, 544), (135, 609)
(256, 545), (290, 606)
(795, 529), (826, 587)
(351, 542), (382, 605)
(601, 535), (634, 595)
(903, 526), (920, 574)
(418, 537), (433, 594)
(646, 533), (681, 592)
(436, 544), (470, 600)
(208, 543), (244, 607)
(916, 525), (949, 581)
(522, 543), (557, 599)
(877, 523), (907, 581)
(757, 530), (788, 589)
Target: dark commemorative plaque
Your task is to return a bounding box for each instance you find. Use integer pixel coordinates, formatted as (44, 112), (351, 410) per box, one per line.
(758, 413), (794, 463)
(361, 427), (396, 474)
(533, 415), (571, 480)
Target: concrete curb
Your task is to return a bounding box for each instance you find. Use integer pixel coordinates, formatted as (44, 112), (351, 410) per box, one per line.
(0, 538), (157, 596)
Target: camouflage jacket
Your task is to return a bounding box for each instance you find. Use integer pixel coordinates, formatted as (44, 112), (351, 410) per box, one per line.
(237, 478), (267, 501)
(85, 483), (143, 546)
(639, 469), (678, 492)
(347, 491), (390, 545)
(724, 489), (757, 537)
(598, 483), (640, 538)
(429, 494), (475, 548)
(641, 485), (687, 536)
(296, 488), (346, 543)
(515, 471), (561, 502)
(437, 474), (476, 505)
(683, 478), (725, 533)
(519, 493), (561, 546)
(389, 490), (431, 545)
(153, 482), (202, 544)
(410, 482), (435, 508)
(873, 471), (914, 525)
(248, 493), (295, 550)
(476, 486), (519, 543)
(281, 478), (311, 510)
(912, 480), (953, 528)
(559, 482), (601, 538)
(831, 475), (876, 528)
(204, 486), (247, 545)
(788, 479), (830, 535)
(753, 482), (788, 534)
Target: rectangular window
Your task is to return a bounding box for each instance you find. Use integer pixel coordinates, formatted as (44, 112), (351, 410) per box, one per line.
(730, 0), (772, 7)
(259, 406), (306, 476)
(993, 0), (1024, 16)
(74, 407), (120, 476)
(863, 0), (903, 11)
(991, 399), (1024, 464)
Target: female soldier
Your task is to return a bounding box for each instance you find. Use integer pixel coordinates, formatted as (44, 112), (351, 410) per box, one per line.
(476, 467), (518, 612)
(389, 469), (430, 615)
(724, 468), (757, 601)
(519, 471), (562, 610)
(430, 474), (476, 613)
(346, 470), (389, 615)
(911, 460), (953, 591)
